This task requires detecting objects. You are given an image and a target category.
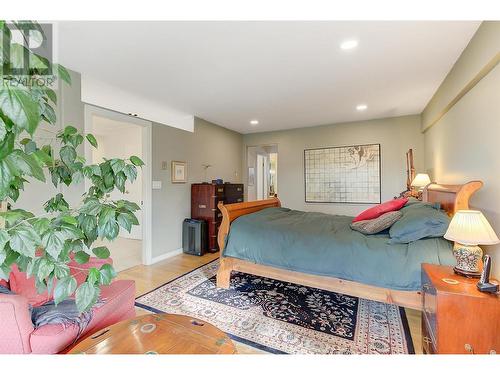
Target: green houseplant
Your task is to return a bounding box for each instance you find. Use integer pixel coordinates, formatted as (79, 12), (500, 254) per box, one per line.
(0, 21), (143, 312)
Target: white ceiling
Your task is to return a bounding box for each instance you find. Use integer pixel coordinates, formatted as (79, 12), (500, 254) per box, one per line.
(58, 21), (480, 134)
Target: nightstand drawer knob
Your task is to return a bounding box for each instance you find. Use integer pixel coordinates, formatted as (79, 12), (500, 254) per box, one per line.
(464, 344), (474, 353)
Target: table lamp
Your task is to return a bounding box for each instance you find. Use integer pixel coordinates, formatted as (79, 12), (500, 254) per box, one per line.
(410, 173), (431, 200)
(444, 210), (500, 277)
(411, 173), (431, 190)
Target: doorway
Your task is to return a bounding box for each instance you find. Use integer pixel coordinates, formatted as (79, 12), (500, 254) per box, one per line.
(247, 144), (278, 201)
(84, 105), (153, 271)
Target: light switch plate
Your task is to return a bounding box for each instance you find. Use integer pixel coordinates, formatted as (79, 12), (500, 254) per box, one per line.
(152, 180), (162, 190)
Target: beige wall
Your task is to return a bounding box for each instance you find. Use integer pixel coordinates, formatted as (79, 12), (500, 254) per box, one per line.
(151, 118), (243, 258)
(423, 21), (500, 277)
(243, 115), (424, 217)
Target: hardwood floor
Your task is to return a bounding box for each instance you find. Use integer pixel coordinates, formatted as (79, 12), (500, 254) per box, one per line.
(118, 252), (423, 354)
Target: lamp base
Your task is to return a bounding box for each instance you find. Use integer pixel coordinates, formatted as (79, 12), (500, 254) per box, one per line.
(453, 267), (481, 278)
(452, 243), (483, 278)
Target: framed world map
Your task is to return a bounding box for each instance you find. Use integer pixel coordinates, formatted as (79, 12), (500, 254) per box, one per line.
(304, 144), (381, 204)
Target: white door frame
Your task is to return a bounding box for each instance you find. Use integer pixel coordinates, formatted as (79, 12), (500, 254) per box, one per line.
(84, 104), (153, 266)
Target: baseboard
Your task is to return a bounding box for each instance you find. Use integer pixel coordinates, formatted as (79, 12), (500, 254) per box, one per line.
(150, 248), (183, 264)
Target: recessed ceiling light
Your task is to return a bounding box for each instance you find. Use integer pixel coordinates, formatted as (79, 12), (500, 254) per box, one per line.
(250, 120), (259, 125)
(356, 104), (368, 111)
(340, 39), (359, 50)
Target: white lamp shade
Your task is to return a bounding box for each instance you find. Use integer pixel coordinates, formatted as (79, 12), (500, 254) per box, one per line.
(444, 210), (500, 246)
(411, 173), (431, 188)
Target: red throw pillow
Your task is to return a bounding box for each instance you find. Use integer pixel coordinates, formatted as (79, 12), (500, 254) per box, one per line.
(352, 198), (408, 223)
(9, 264), (52, 307)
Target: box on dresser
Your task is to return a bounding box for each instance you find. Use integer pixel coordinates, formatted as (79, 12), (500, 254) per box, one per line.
(421, 263), (500, 354)
(191, 183), (244, 252)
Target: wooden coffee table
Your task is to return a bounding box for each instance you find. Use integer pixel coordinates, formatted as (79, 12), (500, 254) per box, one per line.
(68, 313), (237, 354)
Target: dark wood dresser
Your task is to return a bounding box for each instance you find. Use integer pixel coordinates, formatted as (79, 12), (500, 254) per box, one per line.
(421, 263), (500, 354)
(191, 183), (244, 252)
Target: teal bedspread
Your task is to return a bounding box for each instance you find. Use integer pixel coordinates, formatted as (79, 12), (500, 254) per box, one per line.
(222, 207), (455, 291)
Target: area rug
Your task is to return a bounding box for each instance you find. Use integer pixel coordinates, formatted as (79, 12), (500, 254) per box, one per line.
(135, 259), (414, 354)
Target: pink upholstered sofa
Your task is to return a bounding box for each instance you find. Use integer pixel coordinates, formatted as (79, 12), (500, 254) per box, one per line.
(0, 258), (135, 354)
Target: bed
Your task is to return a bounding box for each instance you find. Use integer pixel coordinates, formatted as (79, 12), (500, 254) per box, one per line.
(216, 181), (483, 310)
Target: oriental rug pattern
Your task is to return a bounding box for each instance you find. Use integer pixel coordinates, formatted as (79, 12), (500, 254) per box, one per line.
(135, 260), (414, 354)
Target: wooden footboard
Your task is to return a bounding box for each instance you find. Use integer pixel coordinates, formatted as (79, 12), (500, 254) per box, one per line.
(215, 181), (482, 310)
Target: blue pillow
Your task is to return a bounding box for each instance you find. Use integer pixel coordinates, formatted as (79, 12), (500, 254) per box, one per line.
(389, 203), (450, 244)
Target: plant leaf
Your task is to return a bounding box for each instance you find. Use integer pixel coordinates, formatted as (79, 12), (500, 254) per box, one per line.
(0, 117), (6, 141)
(53, 263), (70, 279)
(0, 132), (14, 160)
(56, 64), (72, 85)
(0, 159), (14, 199)
(0, 228), (10, 251)
(0, 264), (11, 280)
(0, 83), (41, 135)
(80, 198), (101, 216)
(115, 171), (126, 193)
(42, 230), (65, 259)
(129, 156), (144, 167)
(32, 217), (51, 235)
(60, 145), (76, 167)
(92, 246), (110, 259)
(99, 263), (116, 285)
(97, 206), (118, 240)
(74, 251), (90, 264)
(53, 276), (77, 305)
(60, 215), (78, 225)
(44, 88), (57, 105)
(10, 225), (41, 257)
(117, 212), (138, 233)
(37, 257), (54, 280)
(123, 164), (137, 182)
(75, 282), (99, 312)
(116, 200), (140, 212)
(41, 101), (56, 125)
(79, 214), (97, 237)
(0, 209), (34, 226)
(7, 150), (45, 182)
(110, 159), (125, 174)
(87, 267), (100, 285)
(86, 134), (98, 148)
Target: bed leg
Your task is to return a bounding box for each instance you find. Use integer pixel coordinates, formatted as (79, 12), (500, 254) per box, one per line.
(216, 259), (232, 289)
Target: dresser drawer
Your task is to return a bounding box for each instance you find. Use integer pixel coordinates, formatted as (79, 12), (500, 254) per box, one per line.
(224, 184), (243, 195)
(422, 315), (437, 354)
(422, 269), (437, 342)
(225, 195), (243, 204)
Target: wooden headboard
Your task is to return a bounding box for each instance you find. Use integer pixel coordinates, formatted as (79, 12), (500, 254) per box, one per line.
(422, 180), (483, 216)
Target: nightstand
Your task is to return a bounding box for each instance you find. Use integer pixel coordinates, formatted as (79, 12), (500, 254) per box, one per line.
(421, 263), (500, 354)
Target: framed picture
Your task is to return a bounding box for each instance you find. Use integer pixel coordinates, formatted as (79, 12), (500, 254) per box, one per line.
(248, 167), (255, 186)
(304, 143), (381, 204)
(171, 161), (187, 183)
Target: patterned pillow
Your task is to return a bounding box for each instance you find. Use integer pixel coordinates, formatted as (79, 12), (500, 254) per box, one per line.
(350, 211), (403, 235)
